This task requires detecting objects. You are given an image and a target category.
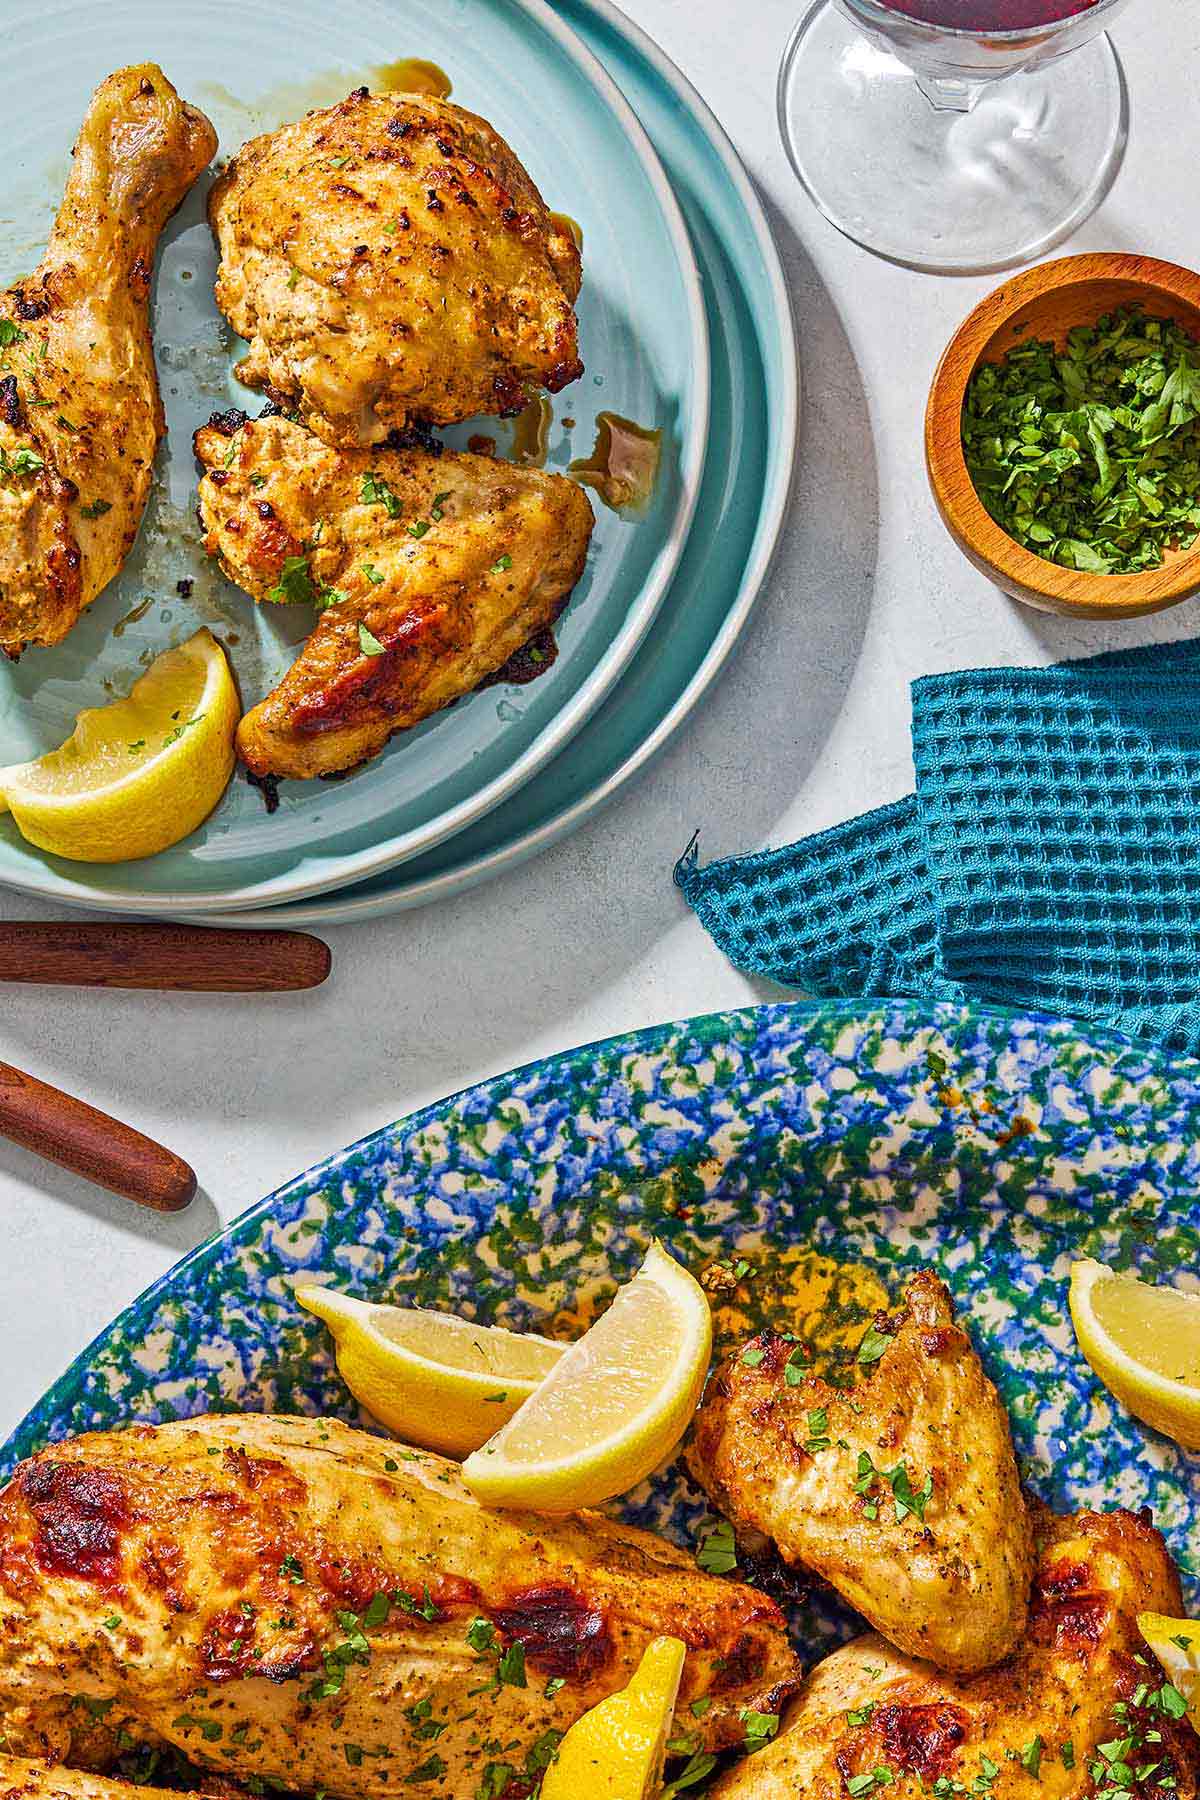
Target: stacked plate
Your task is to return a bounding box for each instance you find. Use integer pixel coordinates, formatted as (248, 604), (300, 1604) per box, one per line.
(0, 0), (798, 924)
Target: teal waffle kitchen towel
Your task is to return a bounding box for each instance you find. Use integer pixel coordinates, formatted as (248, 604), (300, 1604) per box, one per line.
(676, 639), (1200, 1054)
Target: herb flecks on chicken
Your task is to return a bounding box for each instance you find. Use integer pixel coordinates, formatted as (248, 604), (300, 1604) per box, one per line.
(209, 88), (584, 448)
(0, 1413), (800, 1796)
(0, 66), (216, 657)
(194, 412), (594, 780)
(688, 1270), (1034, 1674)
(711, 1507), (1200, 1800)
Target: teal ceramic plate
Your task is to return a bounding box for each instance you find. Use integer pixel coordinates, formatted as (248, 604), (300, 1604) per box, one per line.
(196, 0), (800, 926)
(5, 999), (1199, 1657)
(0, 0), (706, 912)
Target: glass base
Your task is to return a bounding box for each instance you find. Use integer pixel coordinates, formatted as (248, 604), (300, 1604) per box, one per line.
(777, 1), (1129, 274)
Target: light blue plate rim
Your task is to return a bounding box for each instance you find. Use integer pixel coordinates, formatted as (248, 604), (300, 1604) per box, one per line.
(189, 0), (800, 925)
(0, 0), (709, 916)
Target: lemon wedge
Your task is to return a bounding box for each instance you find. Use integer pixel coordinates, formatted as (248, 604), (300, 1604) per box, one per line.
(540, 1635), (687, 1800)
(1138, 1614), (1200, 1736)
(1069, 1258), (1200, 1449)
(462, 1241), (712, 1511)
(295, 1285), (566, 1458)
(0, 628), (239, 862)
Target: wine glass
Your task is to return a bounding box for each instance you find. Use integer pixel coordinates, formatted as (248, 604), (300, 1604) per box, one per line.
(778, 0), (1134, 274)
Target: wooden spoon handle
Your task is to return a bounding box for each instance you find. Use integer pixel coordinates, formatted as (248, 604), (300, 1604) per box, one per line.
(0, 923), (331, 992)
(0, 1061), (196, 1212)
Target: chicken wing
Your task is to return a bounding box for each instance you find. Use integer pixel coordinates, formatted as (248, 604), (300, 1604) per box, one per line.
(712, 1506), (1198, 1800)
(209, 88), (583, 447)
(0, 66), (216, 656)
(194, 411), (594, 779)
(688, 1270), (1033, 1673)
(0, 1413), (800, 1798)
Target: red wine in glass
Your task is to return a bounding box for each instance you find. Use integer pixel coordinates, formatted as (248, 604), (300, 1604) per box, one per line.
(877, 0), (1098, 25)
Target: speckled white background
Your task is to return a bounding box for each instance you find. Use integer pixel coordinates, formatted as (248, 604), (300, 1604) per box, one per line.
(0, 0), (1193, 1443)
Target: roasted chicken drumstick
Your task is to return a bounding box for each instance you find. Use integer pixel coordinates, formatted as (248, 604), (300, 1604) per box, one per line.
(195, 412), (594, 780)
(0, 65), (216, 656)
(209, 88), (583, 448)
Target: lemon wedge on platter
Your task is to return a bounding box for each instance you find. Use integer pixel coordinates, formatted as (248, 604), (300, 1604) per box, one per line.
(294, 1285), (566, 1458)
(540, 1635), (687, 1800)
(1068, 1258), (1200, 1449)
(462, 1240), (712, 1511)
(1136, 1613), (1200, 1736)
(0, 627), (239, 862)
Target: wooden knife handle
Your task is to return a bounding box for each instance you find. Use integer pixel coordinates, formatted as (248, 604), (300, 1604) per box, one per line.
(0, 923), (331, 992)
(0, 1062), (196, 1212)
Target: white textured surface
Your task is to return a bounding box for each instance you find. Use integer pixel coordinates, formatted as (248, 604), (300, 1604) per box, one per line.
(0, 0), (1194, 1442)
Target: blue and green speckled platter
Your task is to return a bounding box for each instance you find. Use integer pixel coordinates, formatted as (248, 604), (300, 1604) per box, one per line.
(5, 999), (1200, 1653)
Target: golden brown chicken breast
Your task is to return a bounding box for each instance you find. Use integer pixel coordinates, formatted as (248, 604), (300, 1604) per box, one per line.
(0, 1758), (231, 1800)
(209, 88), (583, 447)
(194, 411), (594, 780)
(0, 66), (216, 656)
(0, 1413), (801, 1798)
(688, 1271), (1033, 1673)
(712, 1506), (1198, 1800)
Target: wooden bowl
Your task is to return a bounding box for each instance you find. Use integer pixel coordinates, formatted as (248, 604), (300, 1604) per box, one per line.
(925, 253), (1200, 618)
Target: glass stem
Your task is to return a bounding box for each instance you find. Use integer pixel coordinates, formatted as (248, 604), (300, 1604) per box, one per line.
(915, 72), (984, 113)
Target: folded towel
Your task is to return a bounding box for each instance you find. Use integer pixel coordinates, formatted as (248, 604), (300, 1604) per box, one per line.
(676, 640), (1200, 1054)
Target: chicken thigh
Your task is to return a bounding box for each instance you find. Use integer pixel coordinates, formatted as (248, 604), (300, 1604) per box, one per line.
(689, 1271), (1033, 1673)
(209, 88), (583, 447)
(0, 1413), (800, 1798)
(0, 66), (216, 656)
(194, 411), (594, 780)
(712, 1507), (1198, 1800)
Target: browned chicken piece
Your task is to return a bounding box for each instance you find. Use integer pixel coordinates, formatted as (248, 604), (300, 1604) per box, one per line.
(209, 88), (583, 448)
(712, 1506), (1198, 1800)
(194, 412), (594, 779)
(0, 1758), (236, 1800)
(0, 66), (216, 656)
(0, 1413), (801, 1799)
(689, 1271), (1033, 1673)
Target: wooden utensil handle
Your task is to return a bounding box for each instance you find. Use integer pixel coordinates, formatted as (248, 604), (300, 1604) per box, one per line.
(0, 923), (331, 992)
(0, 1062), (196, 1212)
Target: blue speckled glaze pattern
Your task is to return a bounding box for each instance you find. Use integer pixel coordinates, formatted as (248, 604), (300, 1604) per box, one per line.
(5, 999), (1200, 1656)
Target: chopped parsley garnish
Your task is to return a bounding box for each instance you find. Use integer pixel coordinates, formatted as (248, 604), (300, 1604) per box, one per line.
(544, 1676), (566, 1700)
(1018, 1734), (1044, 1777)
(696, 1517), (737, 1575)
(784, 1346), (811, 1387)
(491, 553), (513, 573)
(661, 1752), (718, 1797)
(0, 446), (44, 483)
(1061, 1741), (1076, 1771)
(741, 1345), (765, 1368)
(407, 518), (430, 538)
(405, 1755), (446, 1783)
(394, 1586), (440, 1622)
(0, 320), (25, 346)
(361, 471), (403, 518)
(430, 490), (452, 520)
(359, 622), (386, 656)
(162, 712), (204, 748)
(846, 1765), (894, 1796)
(467, 1617), (497, 1655)
(497, 1641), (527, 1687)
(853, 1452), (932, 1524)
(804, 1407), (832, 1454)
(173, 1714), (222, 1742)
(483, 1390), (508, 1404)
(741, 1708), (780, 1752)
(80, 498), (112, 519)
(101, 1615), (121, 1631)
(126, 739), (145, 753)
(857, 1323), (892, 1366)
(267, 555), (317, 605)
(362, 562), (384, 584)
(847, 1703), (876, 1728)
(280, 1553), (304, 1583)
(1171, 1634), (1193, 1650)
(962, 307), (1200, 575)
(360, 1592), (390, 1628)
